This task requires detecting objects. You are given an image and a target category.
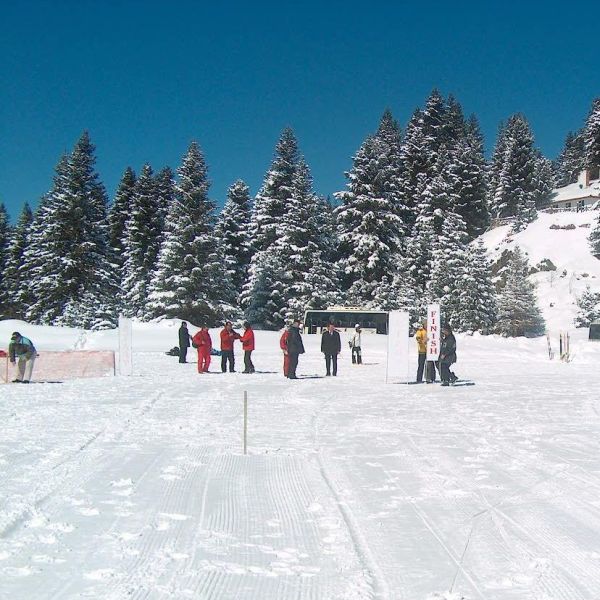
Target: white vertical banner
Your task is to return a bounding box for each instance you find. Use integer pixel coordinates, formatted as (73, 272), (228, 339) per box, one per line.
(426, 304), (441, 361)
(386, 311), (410, 383)
(118, 315), (133, 376)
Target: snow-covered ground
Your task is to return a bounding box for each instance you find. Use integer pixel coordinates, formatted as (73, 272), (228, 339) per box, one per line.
(2, 318), (600, 599)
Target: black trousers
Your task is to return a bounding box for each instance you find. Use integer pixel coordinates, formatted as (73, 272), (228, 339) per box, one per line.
(324, 353), (338, 376)
(416, 353), (426, 382)
(351, 346), (362, 364)
(243, 350), (254, 373)
(288, 353), (299, 378)
(440, 362), (452, 383)
(221, 350), (235, 372)
(179, 345), (188, 363)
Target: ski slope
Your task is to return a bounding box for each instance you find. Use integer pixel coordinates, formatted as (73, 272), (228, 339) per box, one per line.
(2, 320), (600, 600)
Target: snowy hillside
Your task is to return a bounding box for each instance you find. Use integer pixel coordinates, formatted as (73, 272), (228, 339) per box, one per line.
(479, 210), (600, 333)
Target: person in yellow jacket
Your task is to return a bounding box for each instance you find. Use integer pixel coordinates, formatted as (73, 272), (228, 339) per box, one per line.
(415, 321), (437, 383)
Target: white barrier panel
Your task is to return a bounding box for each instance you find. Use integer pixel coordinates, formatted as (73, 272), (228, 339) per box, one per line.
(5, 351), (115, 382)
(386, 311), (409, 383)
(118, 316), (133, 376)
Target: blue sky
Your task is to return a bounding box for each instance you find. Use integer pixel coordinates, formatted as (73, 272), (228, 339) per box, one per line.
(2, 1), (599, 221)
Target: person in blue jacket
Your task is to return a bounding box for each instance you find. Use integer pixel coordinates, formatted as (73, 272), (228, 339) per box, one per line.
(9, 331), (37, 383)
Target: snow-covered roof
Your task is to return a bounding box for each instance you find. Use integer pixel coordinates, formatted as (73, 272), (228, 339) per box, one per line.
(550, 178), (600, 204)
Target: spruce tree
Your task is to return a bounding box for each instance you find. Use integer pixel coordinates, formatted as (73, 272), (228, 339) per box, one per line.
(241, 129), (301, 321)
(3, 202), (33, 318)
(453, 241), (498, 333)
(584, 97), (600, 170)
(575, 287), (600, 327)
(214, 180), (252, 301)
(496, 247), (545, 337)
(108, 166), (136, 268)
(121, 164), (166, 318)
(24, 133), (116, 328)
(532, 154), (555, 209)
(0, 203), (11, 316)
(554, 130), (585, 186)
(489, 114), (539, 229)
(589, 212), (600, 255)
(147, 142), (223, 323)
(335, 134), (405, 306)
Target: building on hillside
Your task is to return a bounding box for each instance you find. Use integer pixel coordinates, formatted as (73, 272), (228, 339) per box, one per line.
(549, 168), (600, 211)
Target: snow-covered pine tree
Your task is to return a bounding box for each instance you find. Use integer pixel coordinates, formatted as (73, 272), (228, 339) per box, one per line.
(532, 153), (555, 209)
(575, 286), (600, 327)
(2, 202), (33, 318)
(214, 180), (252, 301)
(146, 142), (224, 324)
(450, 115), (490, 238)
(554, 130), (585, 186)
(584, 97), (600, 170)
(427, 210), (469, 326)
(108, 166), (136, 268)
(335, 134), (405, 306)
(241, 128), (301, 322)
(496, 247), (545, 337)
(154, 166), (176, 223)
(589, 211), (600, 256)
(120, 164), (167, 318)
(489, 114), (539, 229)
(453, 240), (498, 333)
(24, 133), (116, 328)
(269, 159), (340, 325)
(0, 203), (11, 316)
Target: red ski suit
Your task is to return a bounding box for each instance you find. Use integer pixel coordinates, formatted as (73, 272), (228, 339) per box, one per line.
(239, 328), (255, 351)
(192, 329), (212, 373)
(279, 329), (290, 376)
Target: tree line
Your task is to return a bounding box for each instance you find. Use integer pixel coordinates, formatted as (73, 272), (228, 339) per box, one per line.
(1, 90), (600, 336)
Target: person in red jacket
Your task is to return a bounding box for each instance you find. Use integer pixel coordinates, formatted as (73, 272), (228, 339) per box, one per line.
(239, 321), (255, 373)
(279, 325), (290, 377)
(219, 321), (241, 373)
(192, 325), (212, 373)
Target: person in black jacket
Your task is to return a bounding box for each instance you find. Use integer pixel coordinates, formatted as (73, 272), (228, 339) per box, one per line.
(178, 322), (191, 363)
(286, 319), (305, 379)
(440, 325), (457, 386)
(321, 322), (341, 376)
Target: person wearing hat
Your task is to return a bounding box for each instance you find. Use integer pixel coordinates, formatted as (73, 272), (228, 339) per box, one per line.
(285, 319), (305, 379)
(349, 324), (362, 365)
(439, 324), (457, 386)
(239, 322), (255, 373)
(8, 332), (37, 383)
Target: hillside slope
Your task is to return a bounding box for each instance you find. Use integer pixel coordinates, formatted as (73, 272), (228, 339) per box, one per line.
(479, 211), (600, 333)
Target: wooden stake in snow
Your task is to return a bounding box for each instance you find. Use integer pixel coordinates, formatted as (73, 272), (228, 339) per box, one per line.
(243, 391), (248, 455)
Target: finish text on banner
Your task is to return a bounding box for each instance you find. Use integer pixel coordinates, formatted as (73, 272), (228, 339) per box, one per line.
(426, 304), (441, 361)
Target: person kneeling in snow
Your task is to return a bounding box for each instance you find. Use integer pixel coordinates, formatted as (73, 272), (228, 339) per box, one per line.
(9, 331), (36, 383)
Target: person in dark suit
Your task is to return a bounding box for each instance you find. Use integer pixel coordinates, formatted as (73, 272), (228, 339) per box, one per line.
(321, 322), (341, 376)
(178, 322), (191, 363)
(285, 319), (305, 379)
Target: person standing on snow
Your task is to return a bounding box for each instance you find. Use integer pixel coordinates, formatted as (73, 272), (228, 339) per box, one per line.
(285, 319), (305, 379)
(240, 322), (255, 373)
(192, 324), (212, 373)
(439, 324), (457, 386)
(321, 322), (341, 376)
(220, 321), (241, 373)
(279, 325), (290, 377)
(415, 321), (427, 383)
(349, 324), (362, 364)
(8, 332), (36, 383)
(178, 321), (191, 363)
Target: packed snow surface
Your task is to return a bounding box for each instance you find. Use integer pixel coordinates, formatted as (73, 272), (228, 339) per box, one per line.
(2, 319), (600, 599)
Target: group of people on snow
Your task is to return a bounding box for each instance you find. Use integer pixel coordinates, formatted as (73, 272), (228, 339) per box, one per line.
(414, 321), (458, 386)
(175, 318), (459, 384)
